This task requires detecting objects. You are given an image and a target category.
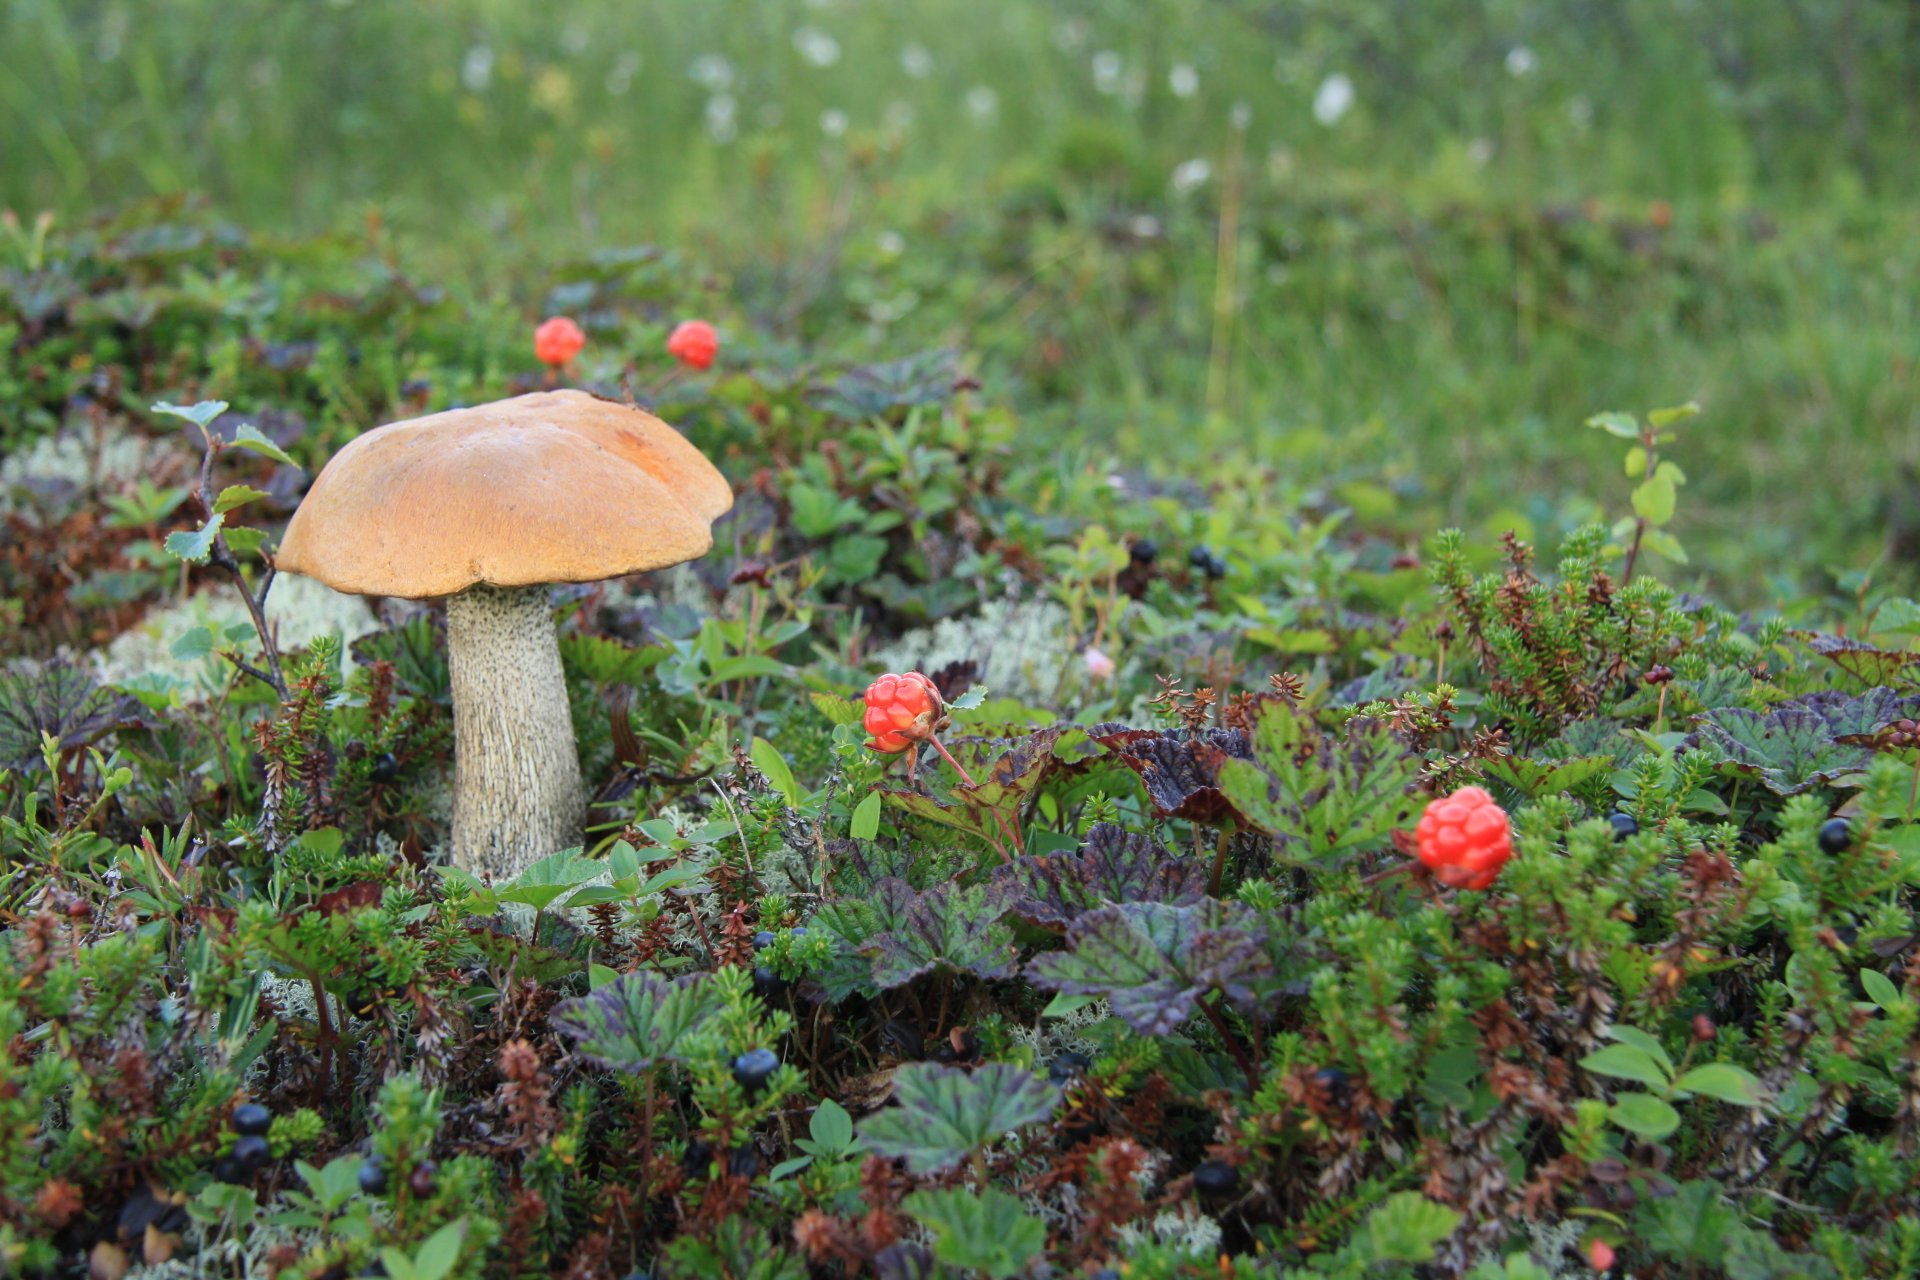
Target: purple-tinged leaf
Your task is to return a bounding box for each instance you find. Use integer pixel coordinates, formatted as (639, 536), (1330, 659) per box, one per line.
(995, 823), (1208, 929)
(1686, 690), (1916, 795)
(864, 882), (1018, 990)
(1088, 724), (1253, 825)
(1027, 901), (1271, 1036)
(551, 971), (726, 1073)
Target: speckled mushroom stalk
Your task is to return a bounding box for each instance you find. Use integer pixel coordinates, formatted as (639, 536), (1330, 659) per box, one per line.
(446, 584), (584, 878)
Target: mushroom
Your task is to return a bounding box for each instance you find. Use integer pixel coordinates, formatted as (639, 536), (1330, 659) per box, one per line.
(277, 390), (732, 877)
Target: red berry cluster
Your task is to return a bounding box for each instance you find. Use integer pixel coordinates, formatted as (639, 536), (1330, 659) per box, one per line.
(1414, 785), (1512, 890)
(534, 315), (586, 368)
(862, 672), (944, 754)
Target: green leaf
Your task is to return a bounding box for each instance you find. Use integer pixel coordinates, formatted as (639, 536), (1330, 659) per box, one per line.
(1632, 473), (1677, 526)
(1365, 1192), (1463, 1264)
(1605, 1024), (1675, 1075)
(164, 514), (224, 563)
(947, 683), (989, 711)
(750, 737), (800, 807)
(809, 1098), (854, 1154)
(1623, 445), (1648, 477)
(1608, 1092), (1681, 1139)
(212, 484), (271, 514)
(497, 849), (597, 910)
(902, 1186), (1046, 1279)
(856, 1063), (1058, 1174)
(1580, 1043), (1670, 1089)
(223, 526), (268, 557)
(1640, 527), (1688, 563)
(850, 790), (882, 841)
(552, 972), (728, 1072)
(1041, 991), (1100, 1019)
(229, 423), (299, 467)
(1671, 1063), (1769, 1107)
(588, 963), (619, 991)
(1585, 410), (1641, 439)
(811, 691), (864, 726)
(1026, 900), (1270, 1038)
(152, 399), (229, 431)
(1647, 401), (1701, 429)
(171, 625), (216, 661)
(1861, 969), (1904, 1011)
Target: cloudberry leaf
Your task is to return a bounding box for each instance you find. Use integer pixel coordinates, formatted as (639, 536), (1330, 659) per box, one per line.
(551, 972), (727, 1073)
(1089, 723), (1253, 825)
(864, 881), (1018, 990)
(1027, 900), (1270, 1036)
(902, 1186), (1045, 1279)
(856, 1063), (1058, 1174)
(995, 822), (1209, 928)
(1687, 690), (1915, 795)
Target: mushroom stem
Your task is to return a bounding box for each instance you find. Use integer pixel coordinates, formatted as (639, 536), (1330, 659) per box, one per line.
(447, 584), (585, 877)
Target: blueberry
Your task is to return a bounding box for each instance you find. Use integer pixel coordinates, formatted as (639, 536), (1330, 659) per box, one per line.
(790, 926), (808, 939)
(1048, 1052), (1093, 1084)
(1818, 817), (1851, 854)
(1609, 812), (1639, 840)
(212, 1155), (249, 1184)
(752, 930), (777, 950)
(369, 752), (399, 785)
(732, 1048), (780, 1093)
(728, 1145), (759, 1178)
(1189, 545), (1215, 571)
(1192, 1159), (1239, 1197)
(232, 1103), (272, 1136)
(1130, 539), (1159, 565)
(357, 1158), (388, 1195)
(752, 966), (789, 1000)
(232, 1134), (271, 1171)
(682, 1139), (714, 1176)
(1312, 1066), (1349, 1095)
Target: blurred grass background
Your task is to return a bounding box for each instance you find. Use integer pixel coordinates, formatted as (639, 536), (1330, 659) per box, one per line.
(3, 0), (1918, 593)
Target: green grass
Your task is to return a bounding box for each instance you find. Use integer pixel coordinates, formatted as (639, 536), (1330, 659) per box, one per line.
(4, 0), (1918, 595)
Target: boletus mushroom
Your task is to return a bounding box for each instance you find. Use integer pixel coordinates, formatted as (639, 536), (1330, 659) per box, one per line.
(277, 390), (732, 877)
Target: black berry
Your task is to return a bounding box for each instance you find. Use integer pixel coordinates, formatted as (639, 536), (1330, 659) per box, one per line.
(1130, 539), (1159, 565)
(789, 926), (808, 939)
(732, 1048), (780, 1093)
(232, 1103), (272, 1136)
(947, 1027), (981, 1063)
(232, 1134), (271, 1172)
(1818, 818), (1851, 854)
(728, 1145), (759, 1178)
(1609, 812), (1639, 840)
(212, 1155), (249, 1184)
(369, 752), (399, 784)
(1192, 1159), (1239, 1197)
(682, 1139), (714, 1175)
(408, 1161), (437, 1196)
(1313, 1066), (1350, 1096)
(357, 1158), (388, 1195)
(752, 966), (789, 1000)
(1048, 1052), (1093, 1084)
(752, 930), (777, 950)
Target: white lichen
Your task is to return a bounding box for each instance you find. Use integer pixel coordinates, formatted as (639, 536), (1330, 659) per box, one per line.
(94, 575), (379, 688)
(0, 414), (161, 518)
(867, 597), (1078, 704)
(1114, 1205), (1224, 1260)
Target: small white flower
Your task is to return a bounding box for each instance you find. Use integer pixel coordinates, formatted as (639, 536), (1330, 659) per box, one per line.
(1171, 157), (1212, 195)
(1092, 50), (1124, 95)
(1468, 136), (1495, 166)
(965, 86), (998, 121)
(689, 54), (734, 91)
(876, 230), (906, 258)
(461, 45), (494, 93)
(1084, 648), (1117, 681)
(1169, 62), (1199, 99)
(605, 51), (641, 96)
(706, 95), (738, 144)
(819, 107), (848, 138)
(1506, 45), (1537, 76)
(1128, 214), (1162, 239)
(793, 27), (841, 69)
(1313, 73), (1354, 125)
(901, 43), (933, 79)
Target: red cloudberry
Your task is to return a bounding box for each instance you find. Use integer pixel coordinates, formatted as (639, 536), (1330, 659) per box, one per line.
(667, 319), (719, 370)
(534, 316), (586, 368)
(863, 672), (943, 753)
(1414, 785), (1512, 890)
